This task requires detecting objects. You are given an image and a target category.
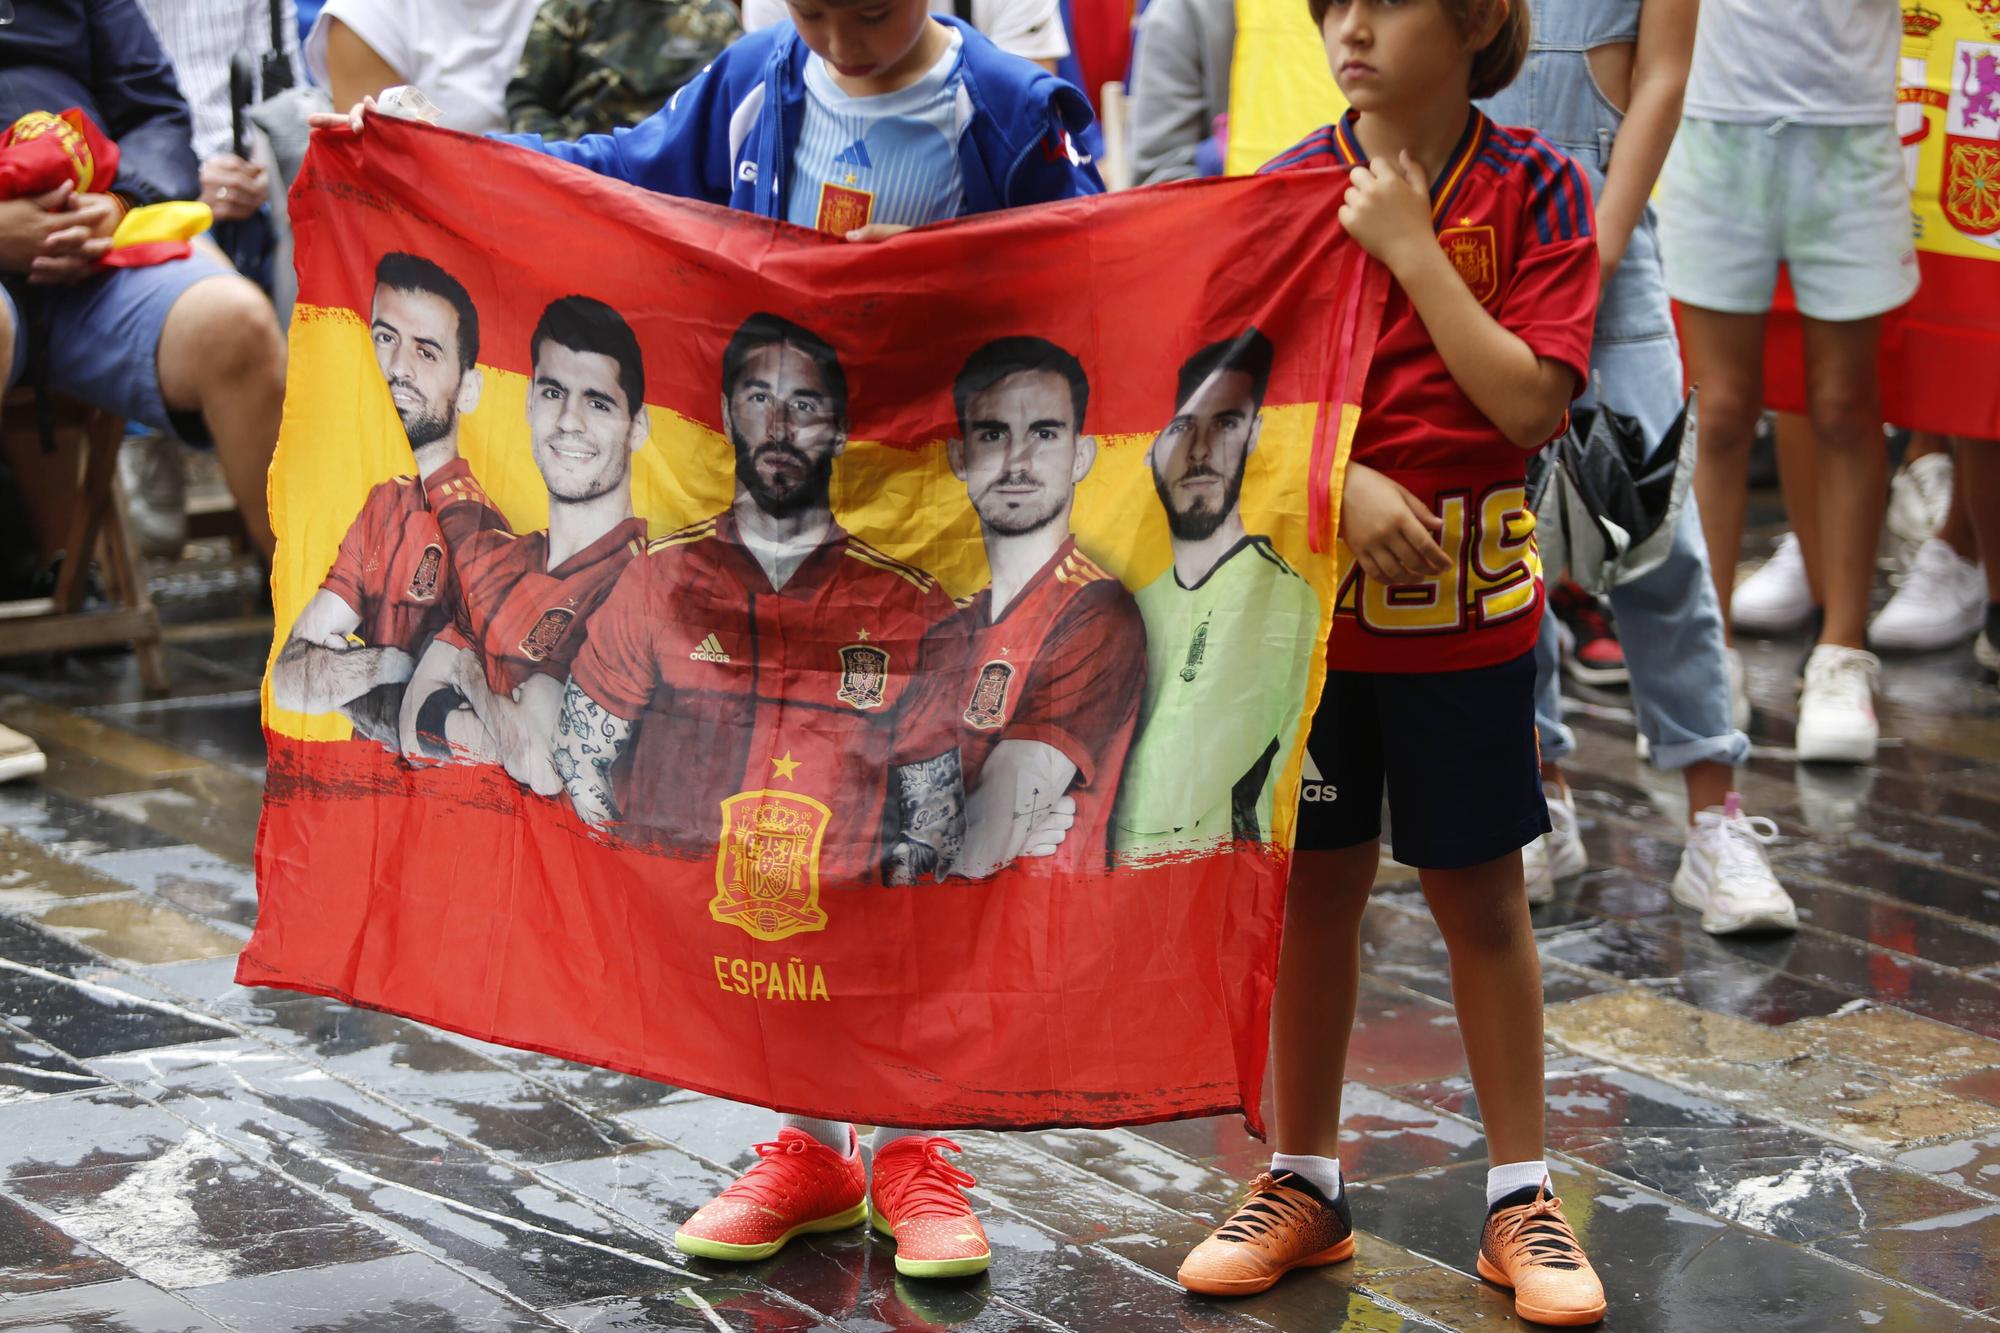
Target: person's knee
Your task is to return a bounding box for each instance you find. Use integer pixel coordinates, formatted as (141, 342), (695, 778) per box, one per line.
(1695, 380), (1763, 447)
(1803, 378), (1879, 446)
(160, 275), (286, 406)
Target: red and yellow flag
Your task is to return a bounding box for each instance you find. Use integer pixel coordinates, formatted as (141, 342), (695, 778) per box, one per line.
(242, 118), (1384, 1130)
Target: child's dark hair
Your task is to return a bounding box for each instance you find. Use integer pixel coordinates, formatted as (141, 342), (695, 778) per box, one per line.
(1306, 0), (1531, 101)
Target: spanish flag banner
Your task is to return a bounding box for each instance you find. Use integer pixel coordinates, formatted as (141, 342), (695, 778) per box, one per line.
(240, 117), (1385, 1131)
(1766, 2), (2000, 437)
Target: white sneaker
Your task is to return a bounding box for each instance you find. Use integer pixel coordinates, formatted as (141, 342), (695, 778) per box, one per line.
(1795, 644), (1880, 764)
(1882, 451), (1954, 572)
(1672, 795), (1796, 934)
(1522, 782), (1586, 905)
(118, 431), (188, 560)
(0, 723), (47, 784)
(1868, 538), (1985, 652)
(1733, 533), (1816, 635)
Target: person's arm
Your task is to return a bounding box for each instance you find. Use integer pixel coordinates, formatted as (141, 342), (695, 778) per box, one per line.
(84, 0), (201, 205)
(324, 15), (409, 110)
(1129, 0), (1216, 185)
(1002, 80), (1107, 205)
(270, 589), (415, 713)
(396, 637), (500, 761)
(455, 657), (566, 794)
(1593, 0), (1697, 283)
(505, 0), (579, 137)
(953, 740), (1077, 877)
(1342, 154), (1579, 449)
(885, 749), (967, 884)
(553, 678), (634, 828)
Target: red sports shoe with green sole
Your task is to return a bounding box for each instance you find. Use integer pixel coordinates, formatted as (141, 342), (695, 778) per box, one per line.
(869, 1135), (992, 1278)
(673, 1128), (866, 1262)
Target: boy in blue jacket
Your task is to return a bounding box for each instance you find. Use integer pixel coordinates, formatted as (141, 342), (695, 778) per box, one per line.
(315, 0), (1103, 1282)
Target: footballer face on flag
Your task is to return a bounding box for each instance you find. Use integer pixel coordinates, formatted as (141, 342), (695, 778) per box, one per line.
(248, 117), (1387, 1131)
(266, 252), (485, 748)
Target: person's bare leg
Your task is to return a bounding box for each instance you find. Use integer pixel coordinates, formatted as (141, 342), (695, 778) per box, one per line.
(1906, 429), (1949, 463)
(1934, 450), (1976, 562)
(1773, 411), (1826, 609)
(1272, 842), (1378, 1159)
(1683, 760), (1733, 821)
(1955, 438), (2000, 604)
(1800, 316), (1889, 650)
(154, 274), (284, 558)
(1420, 852), (1545, 1165)
(1680, 305), (1769, 635)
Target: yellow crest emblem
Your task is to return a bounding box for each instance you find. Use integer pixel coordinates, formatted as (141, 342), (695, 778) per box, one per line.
(1439, 223), (1499, 304)
(710, 789), (831, 942)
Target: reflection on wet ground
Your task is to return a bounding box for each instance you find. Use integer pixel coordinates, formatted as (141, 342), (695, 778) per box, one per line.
(0, 530), (1997, 1329)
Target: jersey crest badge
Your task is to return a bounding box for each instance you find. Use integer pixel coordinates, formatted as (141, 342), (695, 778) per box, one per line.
(710, 790), (831, 942)
(519, 607), (574, 662)
(407, 543), (444, 602)
(963, 659), (1015, 730)
(816, 181), (874, 235)
(837, 644), (889, 708)
(1439, 223), (1499, 304)
(1180, 620), (1210, 682)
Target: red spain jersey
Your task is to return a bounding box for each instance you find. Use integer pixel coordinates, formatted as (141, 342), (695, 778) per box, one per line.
(930, 538), (1148, 873)
(569, 510), (961, 883)
(423, 459), (646, 695)
(318, 475), (453, 655)
(1263, 110), (1599, 672)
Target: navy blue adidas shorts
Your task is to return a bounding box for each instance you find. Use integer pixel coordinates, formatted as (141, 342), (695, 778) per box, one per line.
(1294, 648), (1549, 870)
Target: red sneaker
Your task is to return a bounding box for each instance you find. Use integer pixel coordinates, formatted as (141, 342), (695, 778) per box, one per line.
(1552, 580), (1628, 687)
(870, 1135), (992, 1278)
(673, 1128), (867, 1262)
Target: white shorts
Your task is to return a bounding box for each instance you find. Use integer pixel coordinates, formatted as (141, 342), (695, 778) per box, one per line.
(1659, 118), (1919, 323)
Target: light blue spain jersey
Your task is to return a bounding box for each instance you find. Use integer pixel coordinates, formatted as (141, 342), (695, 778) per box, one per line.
(784, 30), (969, 232)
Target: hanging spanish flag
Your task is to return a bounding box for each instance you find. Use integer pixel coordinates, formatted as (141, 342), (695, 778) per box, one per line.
(1765, 2), (2000, 438)
(239, 117), (1384, 1131)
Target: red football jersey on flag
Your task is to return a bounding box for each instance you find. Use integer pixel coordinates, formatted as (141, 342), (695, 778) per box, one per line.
(424, 460), (646, 694)
(1263, 110), (1598, 672)
(932, 538), (1146, 872)
(318, 475), (453, 654)
(569, 511), (961, 882)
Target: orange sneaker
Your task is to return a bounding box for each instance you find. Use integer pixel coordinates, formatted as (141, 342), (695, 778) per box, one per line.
(673, 1128), (867, 1262)
(1177, 1171), (1354, 1296)
(1476, 1184), (1607, 1326)
(869, 1135), (992, 1278)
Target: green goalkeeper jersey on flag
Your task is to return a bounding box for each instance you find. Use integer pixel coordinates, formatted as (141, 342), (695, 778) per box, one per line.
(1114, 537), (1320, 857)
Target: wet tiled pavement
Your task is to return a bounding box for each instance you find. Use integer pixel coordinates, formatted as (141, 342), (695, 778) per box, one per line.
(0, 530), (1998, 1330)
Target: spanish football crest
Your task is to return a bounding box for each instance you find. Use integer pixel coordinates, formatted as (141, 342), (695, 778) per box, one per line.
(710, 789), (831, 942)
(1944, 32), (2000, 238)
(1438, 222), (1499, 304)
(407, 543), (444, 602)
(963, 659), (1014, 729)
(519, 607), (574, 662)
(837, 644), (888, 709)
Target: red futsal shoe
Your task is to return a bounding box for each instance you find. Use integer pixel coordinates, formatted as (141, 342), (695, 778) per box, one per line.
(673, 1128), (867, 1262)
(870, 1135), (992, 1278)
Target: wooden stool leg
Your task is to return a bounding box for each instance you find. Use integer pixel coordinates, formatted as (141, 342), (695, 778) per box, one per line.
(54, 411), (120, 614)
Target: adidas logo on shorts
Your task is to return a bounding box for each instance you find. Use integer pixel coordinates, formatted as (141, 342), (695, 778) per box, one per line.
(1300, 749), (1338, 803)
(689, 633), (732, 663)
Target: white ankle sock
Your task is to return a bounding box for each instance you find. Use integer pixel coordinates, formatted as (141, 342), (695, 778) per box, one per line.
(781, 1115), (854, 1153)
(871, 1125), (930, 1152)
(1269, 1152), (1341, 1199)
(1486, 1159), (1550, 1207)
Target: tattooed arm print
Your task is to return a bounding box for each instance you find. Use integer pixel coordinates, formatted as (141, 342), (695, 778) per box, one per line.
(885, 748), (966, 884)
(553, 677), (634, 829)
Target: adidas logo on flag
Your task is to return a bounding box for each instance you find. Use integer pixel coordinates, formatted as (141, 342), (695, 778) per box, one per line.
(689, 633), (732, 663)
(832, 139), (872, 170)
(1300, 749), (1337, 802)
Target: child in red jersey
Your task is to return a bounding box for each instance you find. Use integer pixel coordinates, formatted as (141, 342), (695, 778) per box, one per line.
(1177, 1), (1607, 1326)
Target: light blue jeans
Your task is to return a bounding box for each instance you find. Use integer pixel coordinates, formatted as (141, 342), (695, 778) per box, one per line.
(1531, 226), (1749, 773)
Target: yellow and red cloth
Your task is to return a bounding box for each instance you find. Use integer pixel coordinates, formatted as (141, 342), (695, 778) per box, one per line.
(0, 107), (209, 268)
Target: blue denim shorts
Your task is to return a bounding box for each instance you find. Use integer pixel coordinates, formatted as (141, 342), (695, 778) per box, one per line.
(3, 248), (235, 437)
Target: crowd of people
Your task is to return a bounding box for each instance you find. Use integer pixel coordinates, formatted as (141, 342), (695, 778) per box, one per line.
(0, 0), (1991, 1327)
